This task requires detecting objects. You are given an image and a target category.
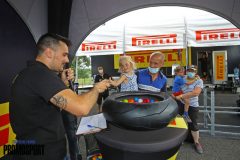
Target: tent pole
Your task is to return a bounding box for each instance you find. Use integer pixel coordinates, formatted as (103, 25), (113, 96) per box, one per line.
(123, 24), (126, 55)
(75, 56), (78, 83)
(184, 17), (188, 67)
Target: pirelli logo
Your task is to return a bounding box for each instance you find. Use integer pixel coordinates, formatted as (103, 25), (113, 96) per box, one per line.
(196, 28), (240, 41)
(132, 34), (177, 46)
(81, 41), (117, 52)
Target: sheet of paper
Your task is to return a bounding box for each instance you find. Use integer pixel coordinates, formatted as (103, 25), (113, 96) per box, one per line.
(76, 113), (107, 135)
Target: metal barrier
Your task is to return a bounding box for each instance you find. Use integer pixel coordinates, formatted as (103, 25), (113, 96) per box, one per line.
(199, 88), (240, 137)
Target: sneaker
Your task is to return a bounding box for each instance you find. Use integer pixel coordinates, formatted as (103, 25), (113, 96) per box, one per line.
(194, 143), (203, 154)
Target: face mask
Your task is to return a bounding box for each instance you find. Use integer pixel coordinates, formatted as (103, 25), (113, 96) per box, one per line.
(187, 72), (195, 78)
(148, 67), (159, 74)
(98, 69), (103, 74)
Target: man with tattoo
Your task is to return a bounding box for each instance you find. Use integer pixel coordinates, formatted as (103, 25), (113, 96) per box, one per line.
(9, 33), (110, 160)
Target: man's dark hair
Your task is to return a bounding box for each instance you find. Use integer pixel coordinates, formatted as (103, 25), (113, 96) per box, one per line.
(36, 33), (71, 55)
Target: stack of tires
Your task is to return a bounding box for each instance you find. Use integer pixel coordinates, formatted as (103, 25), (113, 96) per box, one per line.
(95, 91), (188, 160)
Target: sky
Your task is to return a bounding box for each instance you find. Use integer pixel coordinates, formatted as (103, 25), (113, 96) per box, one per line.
(102, 6), (233, 27)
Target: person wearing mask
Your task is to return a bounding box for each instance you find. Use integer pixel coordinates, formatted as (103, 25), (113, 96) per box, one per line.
(174, 65), (204, 154)
(94, 66), (111, 112)
(172, 66), (200, 119)
(9, 33), (110, 160)
(137, 52), (167, 92)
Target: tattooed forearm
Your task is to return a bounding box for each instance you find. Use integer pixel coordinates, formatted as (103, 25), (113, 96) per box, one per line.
(52, 95), (67, 110)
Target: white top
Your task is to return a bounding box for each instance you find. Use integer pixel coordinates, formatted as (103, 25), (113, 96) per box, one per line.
(182, 78), (203, 107)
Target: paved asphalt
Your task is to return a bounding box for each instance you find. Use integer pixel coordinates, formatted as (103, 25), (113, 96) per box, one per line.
(177, 135), (240, 160)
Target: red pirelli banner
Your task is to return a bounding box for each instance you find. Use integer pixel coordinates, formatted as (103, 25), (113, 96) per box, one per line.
(212, 50), (228, 84)
(214, 52), (226, 81)
(81, 41), (117, 51)
(131, 34), (177, 47)
(114, 49), (190, 69)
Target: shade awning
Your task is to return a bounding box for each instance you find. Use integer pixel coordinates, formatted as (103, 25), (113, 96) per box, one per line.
(76, 7), (240, 56)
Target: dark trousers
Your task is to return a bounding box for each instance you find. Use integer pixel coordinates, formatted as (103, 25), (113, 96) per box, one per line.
(84, 134), (100, 155)
(62, 110), (81, 160)
(177, 100), (200, 131)
(97, 93), (109, 106)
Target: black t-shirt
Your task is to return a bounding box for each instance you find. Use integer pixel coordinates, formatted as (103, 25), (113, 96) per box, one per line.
(94, 73), (111, 83)
(94, 73), (111, 95)
(10, 61), (67, 144)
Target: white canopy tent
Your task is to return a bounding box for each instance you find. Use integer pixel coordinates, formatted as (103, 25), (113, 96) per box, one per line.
(76, 6), (240, 56)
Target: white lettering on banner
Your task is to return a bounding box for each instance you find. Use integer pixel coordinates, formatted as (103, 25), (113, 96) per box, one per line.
(81, 41), (117, 51)
(196, 28), (240, 41)
(132, 34), (177, 46)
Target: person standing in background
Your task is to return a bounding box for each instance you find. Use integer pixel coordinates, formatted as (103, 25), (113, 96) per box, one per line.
(62, 110), (81, 160)
(94, 66), (111, 112)
(198, 52), (209, 81)
(62, 71), (82, 160)
(234, 64), (240, 85)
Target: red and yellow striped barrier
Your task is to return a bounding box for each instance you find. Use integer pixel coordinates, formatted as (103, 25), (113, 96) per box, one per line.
(0, 102), (16, 158)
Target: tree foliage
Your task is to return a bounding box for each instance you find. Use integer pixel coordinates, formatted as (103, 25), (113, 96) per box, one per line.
(71, 56), (91, 79)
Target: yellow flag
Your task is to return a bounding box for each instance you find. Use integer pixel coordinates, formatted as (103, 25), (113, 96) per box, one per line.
(0, 102), (16, 158)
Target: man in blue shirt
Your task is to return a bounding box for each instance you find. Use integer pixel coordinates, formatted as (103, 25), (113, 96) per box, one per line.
(137, 52), (167, 92)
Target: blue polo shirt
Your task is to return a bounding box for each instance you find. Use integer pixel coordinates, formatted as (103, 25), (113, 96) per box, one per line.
(137, 69), (167, 92)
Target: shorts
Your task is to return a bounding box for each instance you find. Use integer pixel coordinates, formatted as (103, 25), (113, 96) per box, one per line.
(172, 90), (183, 96)
(177, 100), (199, 131)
